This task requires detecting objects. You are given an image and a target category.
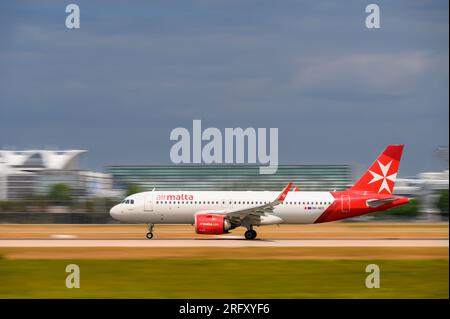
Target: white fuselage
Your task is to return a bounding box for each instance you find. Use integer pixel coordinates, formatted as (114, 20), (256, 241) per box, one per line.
(110, 190), (335, 225)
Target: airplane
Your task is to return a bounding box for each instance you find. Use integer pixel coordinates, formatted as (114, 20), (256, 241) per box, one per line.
(109, 145), (409, 240)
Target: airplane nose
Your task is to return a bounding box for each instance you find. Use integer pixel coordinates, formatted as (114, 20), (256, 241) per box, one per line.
(109, 205), (120, 220)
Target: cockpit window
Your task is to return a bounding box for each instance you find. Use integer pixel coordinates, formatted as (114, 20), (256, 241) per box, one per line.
(120, 199), (134, 204)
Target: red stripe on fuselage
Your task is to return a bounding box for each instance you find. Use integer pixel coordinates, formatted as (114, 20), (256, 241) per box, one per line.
(314, 191), (409, 223)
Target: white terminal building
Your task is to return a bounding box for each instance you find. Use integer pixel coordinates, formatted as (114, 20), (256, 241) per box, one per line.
(0, 150), (114, 200)
(395, 170), (449, 214)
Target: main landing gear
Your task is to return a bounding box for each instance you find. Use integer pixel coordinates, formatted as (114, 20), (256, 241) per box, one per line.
(244, 228), (257, 240)
(146, 224), (154, 240)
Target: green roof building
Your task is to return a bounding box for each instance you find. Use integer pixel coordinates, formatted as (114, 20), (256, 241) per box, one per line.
(106, 164), (354, 192)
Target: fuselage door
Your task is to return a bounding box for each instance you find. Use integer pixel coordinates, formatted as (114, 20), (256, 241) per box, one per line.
(341, 195), (350, 212)
(221, 198), (233, 209)
(221, 199), (227, 209)
(144, 192), (154, 212)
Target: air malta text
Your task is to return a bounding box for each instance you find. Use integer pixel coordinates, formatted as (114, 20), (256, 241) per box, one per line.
(156, 194), (194, 201)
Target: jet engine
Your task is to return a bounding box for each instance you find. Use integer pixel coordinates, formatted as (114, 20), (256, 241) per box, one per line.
(195, 214), (232, 234)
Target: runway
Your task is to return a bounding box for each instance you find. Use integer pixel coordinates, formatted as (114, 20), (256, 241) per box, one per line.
(0, 239), (447, 248)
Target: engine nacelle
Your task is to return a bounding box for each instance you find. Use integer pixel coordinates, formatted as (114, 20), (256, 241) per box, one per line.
(195, 214), (232, 235)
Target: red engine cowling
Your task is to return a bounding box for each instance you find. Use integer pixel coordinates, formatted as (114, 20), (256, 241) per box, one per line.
(195, 214), (232, 235)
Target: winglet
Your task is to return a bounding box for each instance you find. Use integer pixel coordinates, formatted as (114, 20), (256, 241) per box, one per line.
(276, 182), (292, 202)
(293, 186), (300, 192)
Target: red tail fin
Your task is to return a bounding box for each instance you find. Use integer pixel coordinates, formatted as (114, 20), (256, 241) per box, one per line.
(350, 145), (404, 194)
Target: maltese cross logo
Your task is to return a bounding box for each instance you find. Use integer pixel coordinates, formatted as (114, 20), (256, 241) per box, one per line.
(368, 160), (397, 193)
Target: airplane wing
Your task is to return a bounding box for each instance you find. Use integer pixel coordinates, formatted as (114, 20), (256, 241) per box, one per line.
(224, 182), (292, 221)
(366, 197), (403, 208)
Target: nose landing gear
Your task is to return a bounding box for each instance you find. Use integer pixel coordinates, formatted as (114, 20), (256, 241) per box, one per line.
(146, 224), (154, 240)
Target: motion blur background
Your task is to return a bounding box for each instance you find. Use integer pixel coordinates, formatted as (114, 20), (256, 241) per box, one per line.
(0, 147), (448, 223)
(0, 1), (448, 223)
(0, 1), (448, 300)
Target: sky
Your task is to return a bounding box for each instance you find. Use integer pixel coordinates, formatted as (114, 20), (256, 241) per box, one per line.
(0, 0), (448, 176)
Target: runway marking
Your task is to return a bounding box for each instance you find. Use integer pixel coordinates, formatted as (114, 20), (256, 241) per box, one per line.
(49, 234), (77, 239)
(0, 239), (447, 248)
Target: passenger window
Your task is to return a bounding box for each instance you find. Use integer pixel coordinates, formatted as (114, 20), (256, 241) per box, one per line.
(131, 200), (134, 204)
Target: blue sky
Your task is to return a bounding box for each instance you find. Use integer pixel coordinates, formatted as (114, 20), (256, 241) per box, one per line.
(0, 0), (448, 175)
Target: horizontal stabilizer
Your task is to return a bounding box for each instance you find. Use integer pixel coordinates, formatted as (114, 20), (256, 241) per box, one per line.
(366, 197), (402, 208)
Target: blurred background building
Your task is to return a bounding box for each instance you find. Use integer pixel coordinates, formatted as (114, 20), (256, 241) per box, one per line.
(393, 146), (449, 215)
(106, 164), (353, 192)
(0, 150), (115, 200)
(0, 148), (448, 222)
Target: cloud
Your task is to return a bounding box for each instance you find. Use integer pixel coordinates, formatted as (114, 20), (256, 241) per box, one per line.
(0, 1), (447, 174)
(292, 52), (432, 99)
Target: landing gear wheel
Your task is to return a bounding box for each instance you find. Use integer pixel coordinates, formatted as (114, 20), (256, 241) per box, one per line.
(146, 224), (154, 239)
(244, 229), (257, 240)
